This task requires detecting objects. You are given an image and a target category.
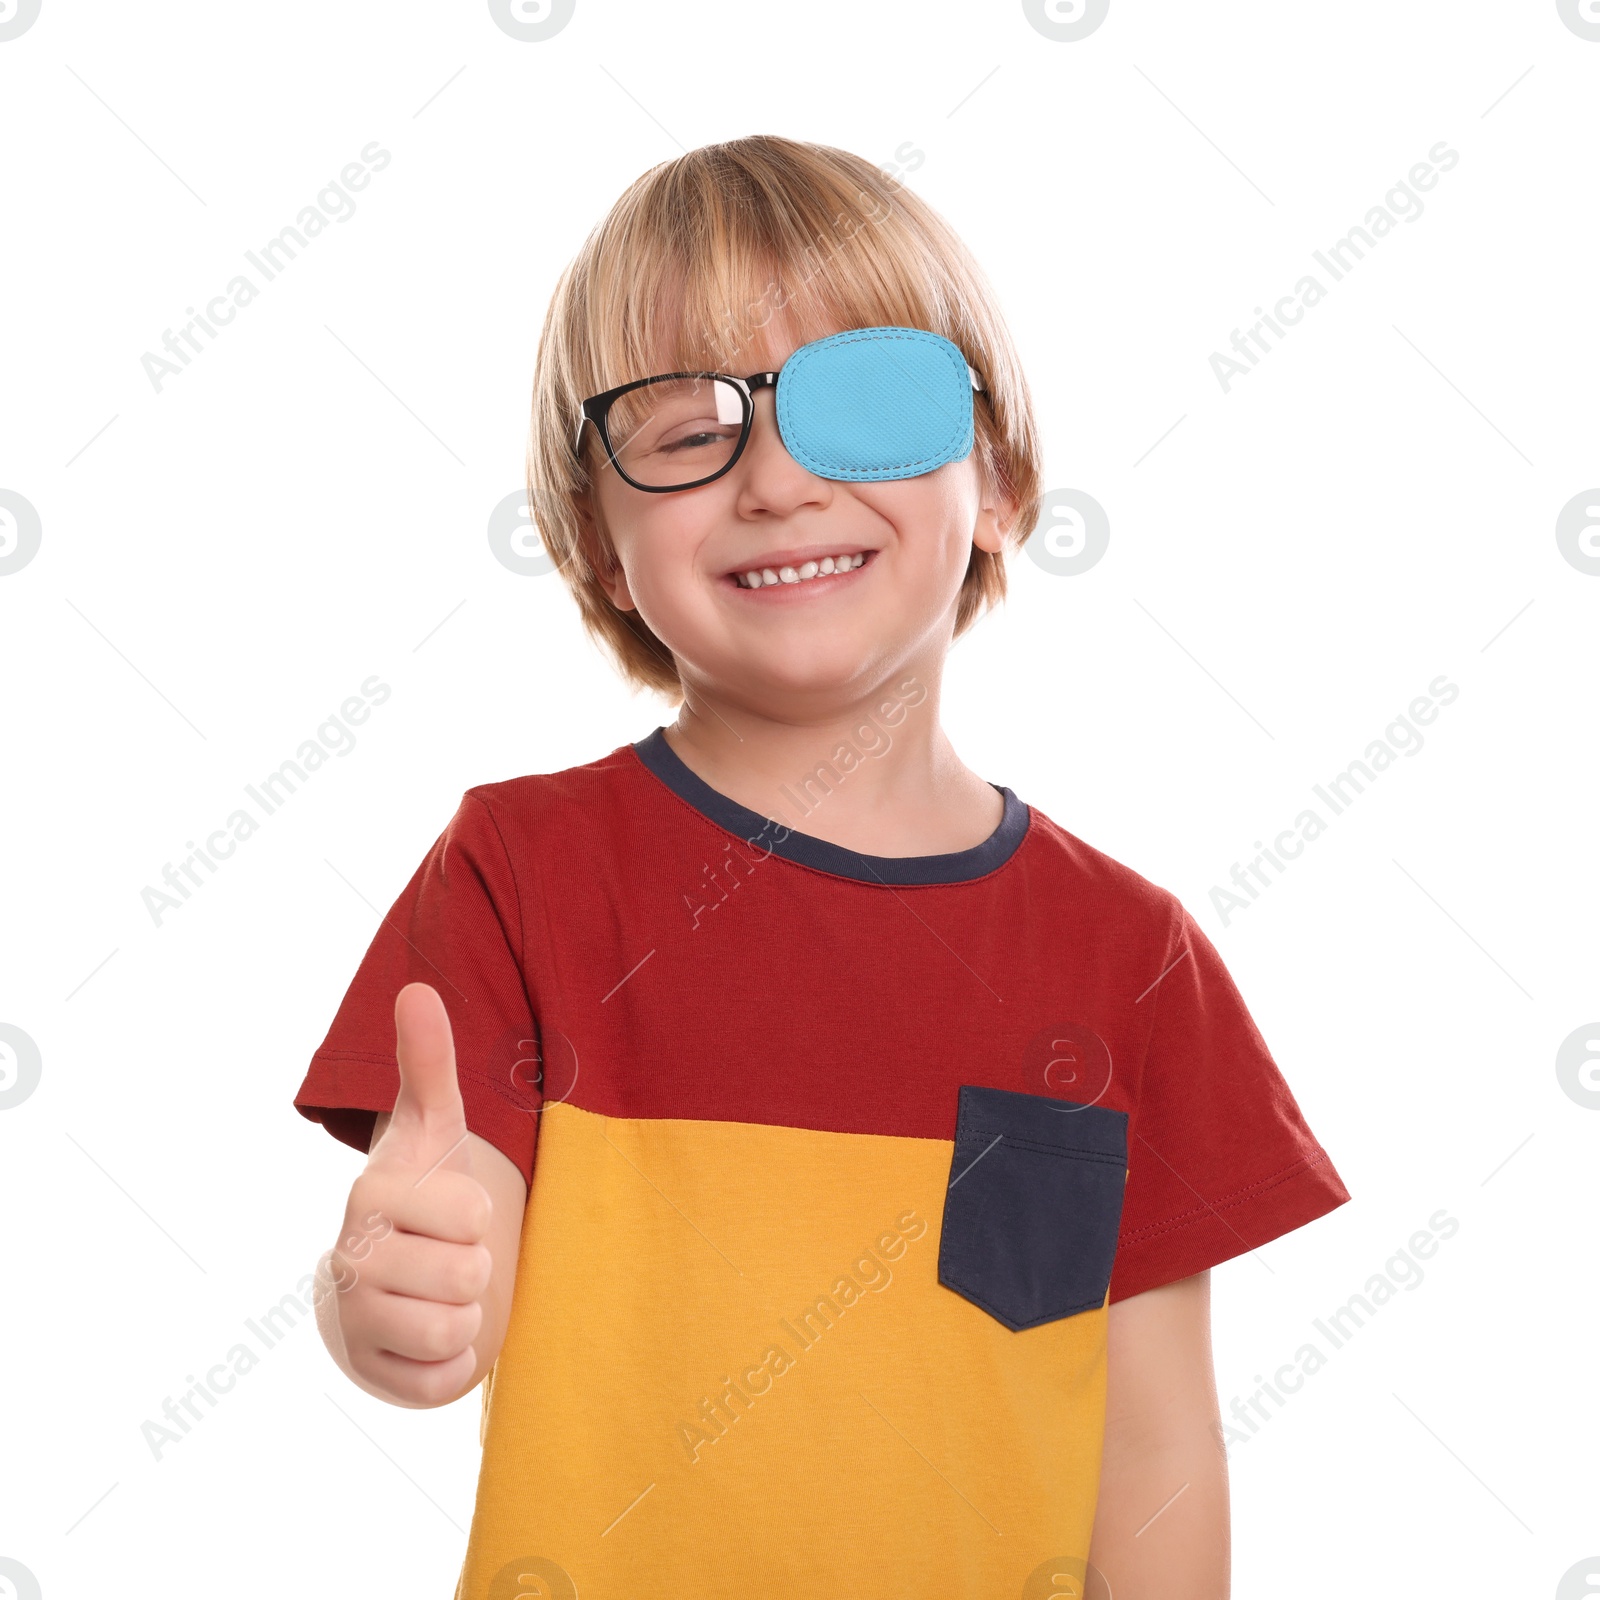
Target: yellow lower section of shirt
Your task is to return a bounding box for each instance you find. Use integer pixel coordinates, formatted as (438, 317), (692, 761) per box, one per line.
(455, 1100), (1109, 1599)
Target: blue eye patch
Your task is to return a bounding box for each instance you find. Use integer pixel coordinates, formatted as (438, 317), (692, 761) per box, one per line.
(775, 326), (984, 482)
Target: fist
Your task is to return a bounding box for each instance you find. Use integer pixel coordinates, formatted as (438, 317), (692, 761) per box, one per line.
(326, 983), (495, 1407)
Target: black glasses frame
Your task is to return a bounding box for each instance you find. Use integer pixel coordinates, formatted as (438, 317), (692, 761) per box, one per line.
(572, 357), (988, 495)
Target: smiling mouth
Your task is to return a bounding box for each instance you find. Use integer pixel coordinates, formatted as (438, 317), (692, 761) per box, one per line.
(731, 550), (873, 589)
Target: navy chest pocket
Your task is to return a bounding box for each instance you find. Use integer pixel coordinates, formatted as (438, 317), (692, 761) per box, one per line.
(937, 1084), (1129, 1332)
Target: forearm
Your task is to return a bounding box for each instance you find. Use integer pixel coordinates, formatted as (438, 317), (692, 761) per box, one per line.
(1087, 1271), (1230, 1598)
(1087, 1420), (1230, 1597)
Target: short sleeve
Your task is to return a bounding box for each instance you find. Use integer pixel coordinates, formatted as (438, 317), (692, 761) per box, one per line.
(1108, 898), (1350, 1302)
(292, 791), (543, 1186)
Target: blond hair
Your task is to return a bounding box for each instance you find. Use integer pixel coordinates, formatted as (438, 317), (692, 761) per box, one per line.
(525, 134), (1041, 699)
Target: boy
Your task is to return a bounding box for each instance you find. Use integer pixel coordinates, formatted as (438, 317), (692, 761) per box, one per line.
(295, 134), (1349, 1598)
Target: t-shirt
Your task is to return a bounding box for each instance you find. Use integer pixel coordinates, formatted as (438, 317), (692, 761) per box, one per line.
(293, 726), (1350, 1599)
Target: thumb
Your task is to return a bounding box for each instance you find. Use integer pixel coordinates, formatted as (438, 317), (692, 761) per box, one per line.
(385, 982), (471, 1173)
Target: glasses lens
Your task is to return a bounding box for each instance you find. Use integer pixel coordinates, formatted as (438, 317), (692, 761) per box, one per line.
(605, 376), (746, 487)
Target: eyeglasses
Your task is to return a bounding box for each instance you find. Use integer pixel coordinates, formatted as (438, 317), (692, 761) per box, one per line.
(572, 325), (987, 493)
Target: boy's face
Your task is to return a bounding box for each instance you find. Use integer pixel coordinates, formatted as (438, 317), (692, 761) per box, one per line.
(578, 317), (1015, 712)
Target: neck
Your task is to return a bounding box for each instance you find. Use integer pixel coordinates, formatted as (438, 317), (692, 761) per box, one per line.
(662, 666), (1002, 858)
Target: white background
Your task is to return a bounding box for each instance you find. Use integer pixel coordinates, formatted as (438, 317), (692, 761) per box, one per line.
(2, 1), (1597, 1596)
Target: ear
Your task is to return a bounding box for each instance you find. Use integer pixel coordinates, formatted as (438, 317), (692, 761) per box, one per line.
(574, 489), (637, 613)
(972, 481), (1019, 556)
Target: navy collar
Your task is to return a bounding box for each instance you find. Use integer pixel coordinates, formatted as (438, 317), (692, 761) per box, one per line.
(632, 726), (1030, 886)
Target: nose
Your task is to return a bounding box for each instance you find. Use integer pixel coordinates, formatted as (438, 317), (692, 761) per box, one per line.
(742, 384), (794, 465)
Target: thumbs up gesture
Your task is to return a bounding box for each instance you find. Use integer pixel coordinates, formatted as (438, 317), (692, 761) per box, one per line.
(321, 983), (498, 1408)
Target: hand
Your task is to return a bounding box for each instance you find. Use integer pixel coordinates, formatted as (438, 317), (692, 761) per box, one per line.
(325, 983), (495, 1407)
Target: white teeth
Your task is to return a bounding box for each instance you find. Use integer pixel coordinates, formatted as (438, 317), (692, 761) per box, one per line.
(737, 553), (867, 588)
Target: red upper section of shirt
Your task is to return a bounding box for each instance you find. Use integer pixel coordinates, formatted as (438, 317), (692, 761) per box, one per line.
(293, 733), (1349, 1302)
